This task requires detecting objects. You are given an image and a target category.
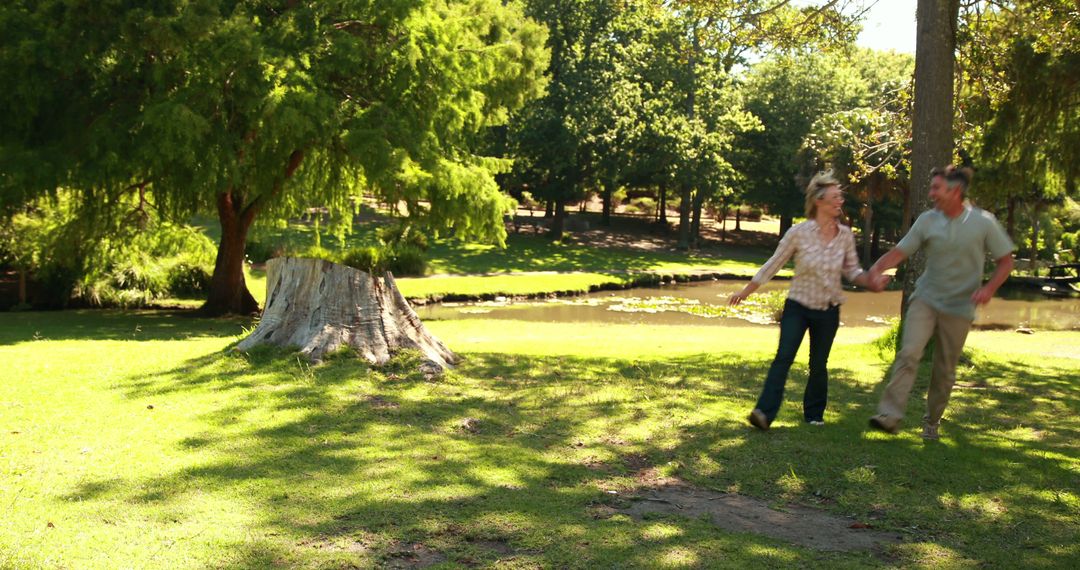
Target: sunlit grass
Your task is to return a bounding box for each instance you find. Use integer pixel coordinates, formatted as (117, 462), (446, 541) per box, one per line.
(1, 312), (1077, 568)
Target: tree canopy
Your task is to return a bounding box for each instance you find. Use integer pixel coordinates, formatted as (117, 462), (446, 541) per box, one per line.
(0, 0), (549, 314)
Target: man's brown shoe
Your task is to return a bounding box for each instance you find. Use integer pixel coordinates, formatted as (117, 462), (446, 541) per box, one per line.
(748, 409), (770, 431)
(869, 414), (900, 434)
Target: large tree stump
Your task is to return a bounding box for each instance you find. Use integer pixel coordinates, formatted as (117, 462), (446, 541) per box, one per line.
(236, 257), (456, 369)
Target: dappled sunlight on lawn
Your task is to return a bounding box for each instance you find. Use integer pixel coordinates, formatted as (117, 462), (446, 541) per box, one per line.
(1, 311), (1078, 567)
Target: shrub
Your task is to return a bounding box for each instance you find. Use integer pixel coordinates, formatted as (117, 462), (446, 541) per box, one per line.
(341, 246), (383, 273)
(167, 262), (213, 296)
(341, 245), (427, 276)
(245, 238), (281, 264)
(377, 223), (429, 251)
(109, 257), (170, 296)
(612, 188), (628, 208)
(385, 246), (427, 276)
(1, 192), (216, 307)
(295, 245), (338, 263)
(624, 197), (656, 216)
(518, 191), (542, 211)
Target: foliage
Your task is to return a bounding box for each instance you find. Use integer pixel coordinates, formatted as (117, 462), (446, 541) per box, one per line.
(0, 192), (216, 307)
(956, 1), (1080, 245)
(799, 49), (915, 257)
(509, 0), (649, 235)
(376, 223), (430, 252)
(0, 0), (550, 313)
(736, 51), (868, 227)
(340, 246), (384, 274)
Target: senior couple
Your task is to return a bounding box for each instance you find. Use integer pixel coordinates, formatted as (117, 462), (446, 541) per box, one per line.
(731, 166), (1014, 439)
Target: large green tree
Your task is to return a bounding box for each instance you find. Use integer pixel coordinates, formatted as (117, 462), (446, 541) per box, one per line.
(800, 49), (914, 262)
(510, 0), (653, 239)
(956, 0), (1079, 271)
(0, 0), (548, 314)
(737, 51), (866, 235)
(671, 0), (863, 245)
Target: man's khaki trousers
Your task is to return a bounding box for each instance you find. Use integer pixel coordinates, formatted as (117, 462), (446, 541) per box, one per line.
(877, 298), (972, 426)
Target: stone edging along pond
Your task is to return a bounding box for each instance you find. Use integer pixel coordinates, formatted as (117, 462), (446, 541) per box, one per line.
(406, 271), (791, 305)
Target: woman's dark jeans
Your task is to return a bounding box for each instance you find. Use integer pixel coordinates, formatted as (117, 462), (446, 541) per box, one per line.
(754, 299), (840, 423)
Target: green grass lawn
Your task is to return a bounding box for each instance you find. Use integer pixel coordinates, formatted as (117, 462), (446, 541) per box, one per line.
(2, 311), (1077, 568)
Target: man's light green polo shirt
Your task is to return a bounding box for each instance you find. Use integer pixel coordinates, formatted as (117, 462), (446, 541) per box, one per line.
(897, 205), (1015, 320)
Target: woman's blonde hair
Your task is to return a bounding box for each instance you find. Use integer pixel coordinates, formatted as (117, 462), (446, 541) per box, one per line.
(804, 170), (840, 218)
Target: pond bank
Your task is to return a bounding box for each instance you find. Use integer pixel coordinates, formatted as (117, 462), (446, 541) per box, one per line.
(403, 269), (778, 305)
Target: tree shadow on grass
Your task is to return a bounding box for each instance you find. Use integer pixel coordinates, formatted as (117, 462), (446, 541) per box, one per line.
(0, 309), (251, 345)
(60, 347), (1080, 568)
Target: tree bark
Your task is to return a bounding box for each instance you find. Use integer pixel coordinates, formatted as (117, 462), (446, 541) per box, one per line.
(779, 213), (793, 238)
(202, 150), (305, 316)
(601, 180), (613, 226)
(658, 183), (668, 224)
(1030, 206), (1041, 276)
(202, 190), (260, 316)
(677, 185), (692, 250)
(1006, 195), (1016, 238)
(735, 207), (741, 231)
(691, 190), (705, 248)
(549, 199), (566, 240)
(902, 0), (959, 317)
(861, 178), (875, 264)
(236, 257), (457, 370)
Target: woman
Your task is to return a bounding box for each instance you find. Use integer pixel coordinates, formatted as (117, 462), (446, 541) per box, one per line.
(729, 171), (886, 430)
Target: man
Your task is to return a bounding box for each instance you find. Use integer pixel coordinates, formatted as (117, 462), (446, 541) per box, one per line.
(867, 165), (1014, 440)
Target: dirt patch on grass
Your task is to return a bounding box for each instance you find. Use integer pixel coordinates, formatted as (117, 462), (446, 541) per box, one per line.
(619, 484), (903, 553)
(382, 542), (446, 568)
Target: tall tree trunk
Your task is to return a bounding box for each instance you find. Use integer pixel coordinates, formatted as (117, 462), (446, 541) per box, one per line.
(1030, 206), (1041, 276)
(601, 180), (613, 226)
(691, 190), (705, 248)
(677, 186), (692, 250)
(544, 199), (554, 218)
(861, 205), (874, 265)
(735, 207), (741, 231)
(549, 199), (566, 240)
(202, 190), (260, 316)
(658, 184), (668, 224)
(202, 149), (304, 316)
(861, 179), (875, 264)
(902, 0), (959, 317)
(720, 203), (727, 243)
(779, 213), (793, 238)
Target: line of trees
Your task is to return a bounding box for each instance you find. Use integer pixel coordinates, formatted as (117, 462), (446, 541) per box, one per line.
(1, 1), (1076, 314)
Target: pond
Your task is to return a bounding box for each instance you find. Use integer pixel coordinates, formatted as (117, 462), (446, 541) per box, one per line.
(415, 280), (1080, 331)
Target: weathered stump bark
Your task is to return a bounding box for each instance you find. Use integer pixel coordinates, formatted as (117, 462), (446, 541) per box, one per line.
(236, 257), (457, 369)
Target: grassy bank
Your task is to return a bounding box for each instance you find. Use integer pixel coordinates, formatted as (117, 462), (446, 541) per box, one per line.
(187, 218), (783, 304)
(1, 311), (1077, 568)
(231, 232), (777, 305)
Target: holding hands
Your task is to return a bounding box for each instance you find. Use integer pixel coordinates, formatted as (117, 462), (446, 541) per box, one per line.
(865, 269), (892, 292)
